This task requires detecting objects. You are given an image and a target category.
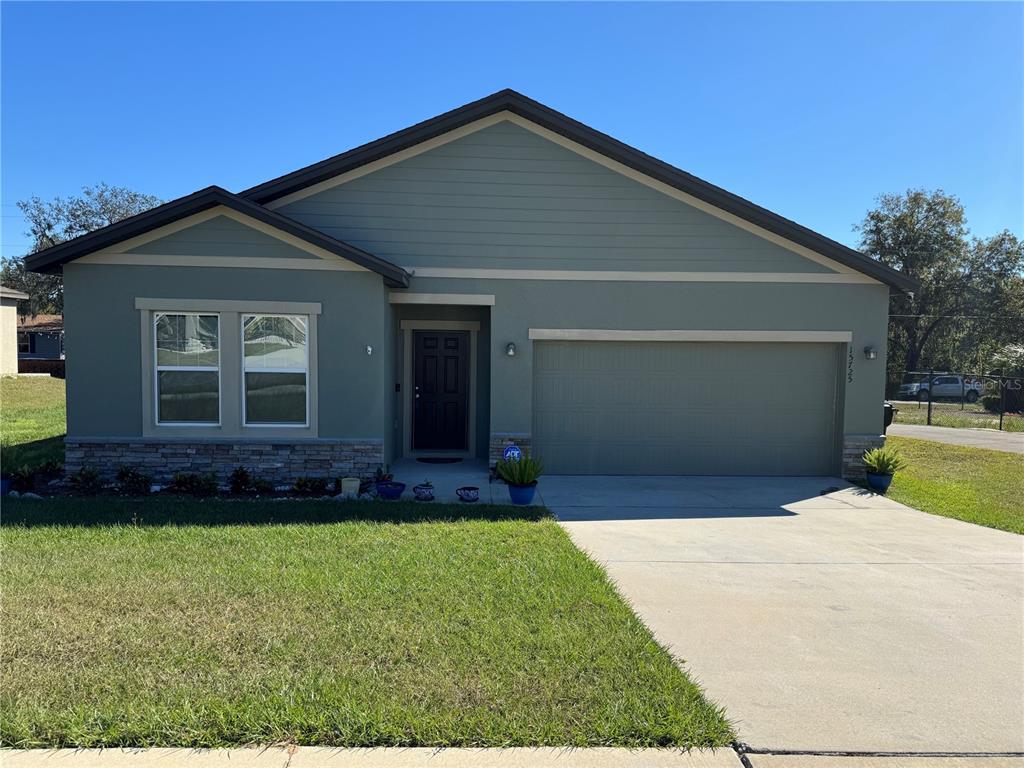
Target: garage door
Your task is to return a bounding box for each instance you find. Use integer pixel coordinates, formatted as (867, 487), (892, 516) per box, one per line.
(532, 341), (840, 475)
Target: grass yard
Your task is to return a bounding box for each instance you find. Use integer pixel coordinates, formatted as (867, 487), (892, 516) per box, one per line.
(890, 399), (1023, 432)
(0, 498), (733, 749)
(886, 436), (1023, 534)
(0, 375), (66, 470)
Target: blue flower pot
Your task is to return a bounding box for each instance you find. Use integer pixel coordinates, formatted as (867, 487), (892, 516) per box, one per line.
(507, 483), (537, 505)
(376, 481), (406, 500)
(865, 472), (893, 494)
(0, 477), (10, 496)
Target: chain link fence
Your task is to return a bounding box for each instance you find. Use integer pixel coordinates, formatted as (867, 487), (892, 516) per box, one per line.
(888, 371), (1023, 432)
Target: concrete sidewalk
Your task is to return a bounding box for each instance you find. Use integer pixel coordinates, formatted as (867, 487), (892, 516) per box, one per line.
(3, 748), (1022, 768)
(887, 423), (1024, 453)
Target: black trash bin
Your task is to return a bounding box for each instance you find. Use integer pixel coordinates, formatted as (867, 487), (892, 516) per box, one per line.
(883, 401), (898, 433)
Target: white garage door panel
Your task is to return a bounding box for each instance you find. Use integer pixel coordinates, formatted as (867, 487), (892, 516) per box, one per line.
(533, 341), (840, 475)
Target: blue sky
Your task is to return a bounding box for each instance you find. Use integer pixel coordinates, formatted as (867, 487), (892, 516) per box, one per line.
(2, 2), (1021, 258)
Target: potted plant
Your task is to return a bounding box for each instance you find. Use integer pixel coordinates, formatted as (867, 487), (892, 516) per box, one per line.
(495, 451), (543, 505)
(862, 446), (907, 494)
(413, 479), (434, 501)
(374, 465), (405, 501)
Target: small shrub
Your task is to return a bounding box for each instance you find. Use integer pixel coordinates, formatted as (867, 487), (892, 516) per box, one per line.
(10, 466), (35, 493)
(292, 476), (329, 497)
(39, 459), (64, 477)
(116, 466), (152, 496)
(170, 472), (218, 497)
(69, 467), (104, 496)
(496, 451), (544, 486)
(374, 465), (393, 483)
(863, 446), (908, 476)
(229, 466), (254, 495)
(252, 478), (275, 495)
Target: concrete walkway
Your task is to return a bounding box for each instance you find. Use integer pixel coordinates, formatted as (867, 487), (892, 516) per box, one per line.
(4, 748), (1022, 767)
(547, 476), (1024, 753)
(887, 423), (1024, 453)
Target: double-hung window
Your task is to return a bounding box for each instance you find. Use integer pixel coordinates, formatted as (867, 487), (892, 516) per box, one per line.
(154, 313), (220, 424)
(242, 314), (309, 426)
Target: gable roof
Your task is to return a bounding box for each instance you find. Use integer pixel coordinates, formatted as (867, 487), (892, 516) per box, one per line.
(24, 186), (411, 288)
(240, 89), (917, 293)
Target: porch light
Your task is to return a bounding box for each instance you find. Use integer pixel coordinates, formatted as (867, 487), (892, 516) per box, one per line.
(506, 342), (517, 357)
(864, 346), (877, 360)
(365, 345), (373, 356)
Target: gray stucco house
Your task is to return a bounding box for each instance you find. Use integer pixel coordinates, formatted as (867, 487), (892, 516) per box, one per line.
(26, 90), (916, 482)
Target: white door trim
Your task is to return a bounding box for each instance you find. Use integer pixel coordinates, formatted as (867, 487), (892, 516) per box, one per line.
(389, 293), (496, 306)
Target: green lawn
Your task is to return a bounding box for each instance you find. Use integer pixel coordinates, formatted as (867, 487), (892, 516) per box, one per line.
(890, 399), (1023, 432)
(0, 498), (732, 749)
(886, 436), (1023, 534)
(0, 375), (66, 470)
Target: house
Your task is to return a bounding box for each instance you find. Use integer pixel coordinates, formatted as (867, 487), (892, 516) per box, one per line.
(1, 286), (29, 376)
(17, 314), (64, 360)
(25, 90), (917, 483)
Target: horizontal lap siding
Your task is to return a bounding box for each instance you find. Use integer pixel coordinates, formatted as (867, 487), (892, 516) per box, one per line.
(128, 215), (313, 259)
(533, 341), (840, 475)
(278, 122), (836, 274)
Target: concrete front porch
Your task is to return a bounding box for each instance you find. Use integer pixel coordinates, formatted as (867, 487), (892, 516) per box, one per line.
(388, 458), (545, 506)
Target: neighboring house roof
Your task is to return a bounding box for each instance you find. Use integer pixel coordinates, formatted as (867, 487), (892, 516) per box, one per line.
(240, 89), (918, 293)
(23, 186), (411, 288)
(18, 314), (63, 333)
(1, 286), (29, 300)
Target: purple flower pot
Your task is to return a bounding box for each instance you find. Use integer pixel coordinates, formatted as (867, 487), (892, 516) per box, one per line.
(507, 483), (537, 506)
(376, 481), (406, 500)
(865, 472), (893, 494)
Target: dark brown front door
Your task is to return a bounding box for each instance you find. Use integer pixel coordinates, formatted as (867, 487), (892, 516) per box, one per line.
(413, 330), (469, 451)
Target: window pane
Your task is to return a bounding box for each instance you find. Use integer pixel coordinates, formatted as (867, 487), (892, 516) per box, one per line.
(245, 372), (306, 424)
(157, 371), (219, 423)
(156, 314), (219, 367)
(244, 316), (306, 369)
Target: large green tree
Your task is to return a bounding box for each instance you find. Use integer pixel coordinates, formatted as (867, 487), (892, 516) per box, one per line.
(1, 183), (161, 315)
(857, 189), (1023, 384)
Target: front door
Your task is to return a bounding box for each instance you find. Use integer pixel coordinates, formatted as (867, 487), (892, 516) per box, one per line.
(412, 330), (470, 451)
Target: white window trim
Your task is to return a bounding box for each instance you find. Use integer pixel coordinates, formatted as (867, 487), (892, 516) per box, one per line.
(138, 298), (320, 439)
(153, 312), (222, 427)
(241, 313), (310, 428)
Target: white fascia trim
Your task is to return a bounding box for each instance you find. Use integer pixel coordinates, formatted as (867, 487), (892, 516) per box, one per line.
(81, 254), (363, 272)
(388, 292), (495, 305)
(80, 205), (368, 271)
(262, 111), (876, 282)
(528, 329), (854, 343)
(136, 298), (322, 314)
(408, 268), (876, 284)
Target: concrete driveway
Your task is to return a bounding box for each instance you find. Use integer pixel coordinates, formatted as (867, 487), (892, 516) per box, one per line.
(546, 476), (1024, 753)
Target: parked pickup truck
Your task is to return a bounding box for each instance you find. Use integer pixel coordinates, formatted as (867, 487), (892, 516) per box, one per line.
(898, 375), (983, 402)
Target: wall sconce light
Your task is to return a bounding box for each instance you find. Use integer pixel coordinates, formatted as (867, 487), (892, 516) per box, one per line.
(863, 346), (877, 360)
(505, 342), (517, 357)
(365, 345), (373, 356)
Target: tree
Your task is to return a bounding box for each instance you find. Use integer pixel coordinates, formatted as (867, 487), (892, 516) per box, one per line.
(0, 183), (162, 315)
(857, 189), (1024, 385)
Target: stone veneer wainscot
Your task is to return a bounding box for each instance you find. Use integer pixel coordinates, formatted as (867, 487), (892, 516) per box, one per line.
(64, 439), (384, 483)
(841, 434), (886, 482)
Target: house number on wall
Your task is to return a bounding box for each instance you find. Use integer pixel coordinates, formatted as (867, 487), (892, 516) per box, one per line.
(848, 348), (855, 383)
